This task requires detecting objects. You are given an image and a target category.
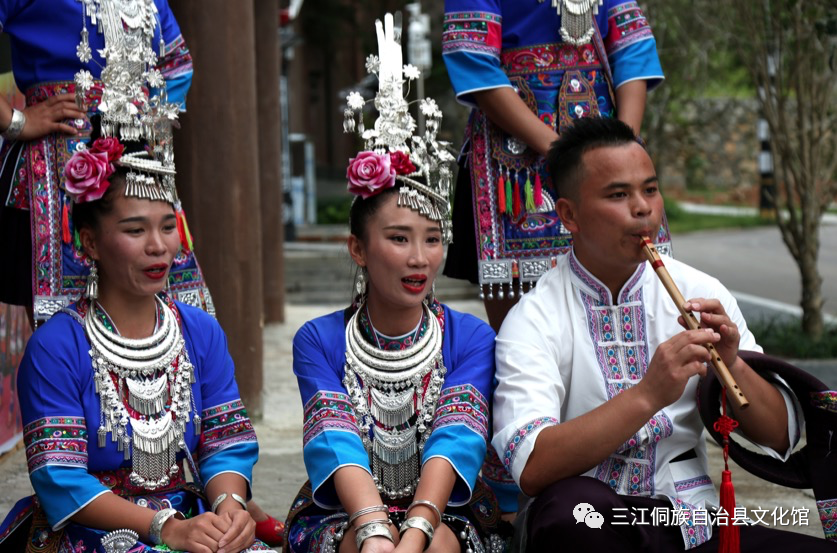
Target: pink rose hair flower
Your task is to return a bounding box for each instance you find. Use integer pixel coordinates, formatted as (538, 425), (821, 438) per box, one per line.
(346, 151), (396, 199)
(63, 149), (114, 203)
(389, 151), (416, 176)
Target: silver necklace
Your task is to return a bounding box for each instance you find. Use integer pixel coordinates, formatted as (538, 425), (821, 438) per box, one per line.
(85, 296), (200, 490)
(343, 303), (446, 499)
(540, 0), (603, 46)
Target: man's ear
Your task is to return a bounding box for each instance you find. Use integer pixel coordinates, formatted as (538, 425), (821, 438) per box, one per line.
(79, 227), (100, 262)
(347, 234), (366, 268)
(556, 197), (580, 234)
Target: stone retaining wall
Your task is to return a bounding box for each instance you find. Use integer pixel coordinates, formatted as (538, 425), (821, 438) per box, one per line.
(647, 98), (762, 192)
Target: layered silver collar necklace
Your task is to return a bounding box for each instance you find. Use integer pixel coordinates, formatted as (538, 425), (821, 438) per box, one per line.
(85, 296), (200, 490)
(343, 303), (446, 499)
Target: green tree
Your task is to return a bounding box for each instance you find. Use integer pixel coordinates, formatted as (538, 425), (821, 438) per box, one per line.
(727, 0), (837, 339)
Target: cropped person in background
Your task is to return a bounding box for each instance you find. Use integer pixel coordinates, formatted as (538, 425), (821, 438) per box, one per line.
(441, 0), (669, 332)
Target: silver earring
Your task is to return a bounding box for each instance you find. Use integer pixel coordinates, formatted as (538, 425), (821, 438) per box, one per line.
(425, 280), (436, 305)
(85, 261), (99, 300)
(355, 267), (368, 302)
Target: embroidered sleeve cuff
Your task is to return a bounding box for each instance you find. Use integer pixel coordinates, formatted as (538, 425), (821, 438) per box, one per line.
(492, 417), (558, 486)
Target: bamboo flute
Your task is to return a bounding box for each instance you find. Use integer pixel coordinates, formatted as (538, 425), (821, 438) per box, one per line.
(640, 237), (749, 410)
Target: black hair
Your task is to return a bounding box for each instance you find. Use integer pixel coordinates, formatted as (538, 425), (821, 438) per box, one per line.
(546, 117), (641, 201)
(348, 186), (400, 241)
(70, 116), (152, 231)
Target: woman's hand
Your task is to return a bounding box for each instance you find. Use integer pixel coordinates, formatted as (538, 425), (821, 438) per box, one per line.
(216, 509), (256, 553)
(159, 512), (226, 553)
(18, 93), (87, 140)
(391, 527), (425, 553)
(360, 535), (397, 553)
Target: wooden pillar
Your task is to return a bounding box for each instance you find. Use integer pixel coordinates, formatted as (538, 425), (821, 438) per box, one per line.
(170, 3), (264, 416)
(255, 0), (285, 324)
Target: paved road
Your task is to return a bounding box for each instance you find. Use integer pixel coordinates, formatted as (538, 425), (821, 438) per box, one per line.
(672, 225), (837, 317)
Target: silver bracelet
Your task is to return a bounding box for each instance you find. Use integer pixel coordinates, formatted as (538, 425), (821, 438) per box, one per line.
(148, 508), (183, 545)
(355, 517), (391, 532)
(399, 516), (434, 551)
(407, 499), (442, 526)
(355, 521), (393, 550)
(211, 492), (248, 513)
(1, 108), (25, 141)
(347, 504), (388, 526)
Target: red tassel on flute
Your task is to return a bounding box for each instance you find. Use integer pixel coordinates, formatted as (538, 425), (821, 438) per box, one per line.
(498, 174), (506, 214)
(715, 392), (740, 553)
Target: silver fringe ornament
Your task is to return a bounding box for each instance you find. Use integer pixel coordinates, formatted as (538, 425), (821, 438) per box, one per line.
(343, 303), (446, 499)
(540, 0), (603, 46)
(86, 296), (200, 490)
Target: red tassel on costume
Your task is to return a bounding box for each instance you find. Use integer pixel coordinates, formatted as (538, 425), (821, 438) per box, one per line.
(512, 179), (521, 218)
(534, 173), (543, 207)
(62, 203), (71, 244)
(498, 174), (506, 214)
(714, 390), (740, 553)
(176, 209), (194, 253)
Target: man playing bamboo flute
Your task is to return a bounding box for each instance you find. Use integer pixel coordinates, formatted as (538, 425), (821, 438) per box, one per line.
(491, 116), (837, 551)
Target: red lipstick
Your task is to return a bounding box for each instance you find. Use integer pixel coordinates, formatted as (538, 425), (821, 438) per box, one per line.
(143, 263), (169, 281)
(401, 274), (427, 294)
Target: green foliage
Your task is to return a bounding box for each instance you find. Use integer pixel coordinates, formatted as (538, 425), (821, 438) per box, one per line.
(749, 318), (837, 359)
(663, 198), (770, 234)
(317, 197), (353, 225)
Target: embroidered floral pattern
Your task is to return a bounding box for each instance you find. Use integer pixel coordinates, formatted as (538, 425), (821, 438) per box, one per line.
(302, 391), (361, 447)
(811, 391), (837, 413)
(605, 1), (654, 55)
(503, 416), (558, 470)
(674, 475), (713, 493)
(500, 43), (600, 76)
(818, 498), (837, 542)
(432, 384), (489, 440)
(481, 446), (516, 488)
(158, 34), (193, 79)
(198, 399), (257, 462)
(670, 497), (712, 548)
(442, 12), (503, 58)
(24, 416), (88, 473)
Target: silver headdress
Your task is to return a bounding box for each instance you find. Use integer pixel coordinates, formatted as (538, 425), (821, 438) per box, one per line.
(73, 0), (180, 203)
(343, 13), (455, 243)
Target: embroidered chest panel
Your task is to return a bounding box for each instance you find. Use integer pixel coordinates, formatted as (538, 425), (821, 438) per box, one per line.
(574, 261), (673, 496)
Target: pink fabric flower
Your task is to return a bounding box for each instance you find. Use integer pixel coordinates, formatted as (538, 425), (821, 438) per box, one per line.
(63, 150), (113, 203)
(346, 151), (396, 199)
(90, 137), (124, 162)
(389, 151), (416, 176)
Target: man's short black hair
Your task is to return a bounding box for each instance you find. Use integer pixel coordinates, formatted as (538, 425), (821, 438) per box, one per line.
(546, 117), (641, 201)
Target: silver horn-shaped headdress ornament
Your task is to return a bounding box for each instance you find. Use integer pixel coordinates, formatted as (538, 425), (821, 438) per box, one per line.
(343, 12), (455, 244)
(72, 0), (180, 203)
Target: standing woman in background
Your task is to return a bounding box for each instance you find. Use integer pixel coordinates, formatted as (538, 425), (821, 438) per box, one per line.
(441, 0), (668, 333)
(0, 0), (211, 325)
